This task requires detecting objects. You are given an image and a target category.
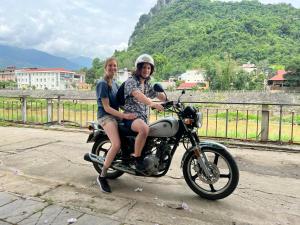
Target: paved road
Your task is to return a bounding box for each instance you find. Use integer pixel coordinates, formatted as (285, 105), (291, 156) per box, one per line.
(0, 126), (299, 225)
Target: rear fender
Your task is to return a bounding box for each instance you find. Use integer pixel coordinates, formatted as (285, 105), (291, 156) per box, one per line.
(86, 129), (106, 143)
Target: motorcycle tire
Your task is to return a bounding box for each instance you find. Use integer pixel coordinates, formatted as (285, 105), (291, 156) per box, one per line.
(182, 147), (239, 200)
(91, 136), (124, 179)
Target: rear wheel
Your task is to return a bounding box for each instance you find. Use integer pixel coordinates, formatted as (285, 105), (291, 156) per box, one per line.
(91, 137), (124, 179)
(182, 147), (239, 200)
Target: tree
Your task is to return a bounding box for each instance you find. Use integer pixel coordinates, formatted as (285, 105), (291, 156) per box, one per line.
(153, 53), (168, 80)
(85, 58), (105, 84)
(116, 0), (300, 86)
(0, 80), (17, 89)
(284, 58), (300, 87)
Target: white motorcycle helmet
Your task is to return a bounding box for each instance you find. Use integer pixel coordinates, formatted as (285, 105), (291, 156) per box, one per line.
(135, 54), (155, 75)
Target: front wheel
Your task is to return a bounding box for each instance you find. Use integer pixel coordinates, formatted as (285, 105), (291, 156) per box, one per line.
(182, 147), (239, 200)
(91, 137), (124, 179)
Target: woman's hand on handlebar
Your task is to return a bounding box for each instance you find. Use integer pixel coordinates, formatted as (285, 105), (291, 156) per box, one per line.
(161, 101), (174, 109)
(150, 102), (164, 111)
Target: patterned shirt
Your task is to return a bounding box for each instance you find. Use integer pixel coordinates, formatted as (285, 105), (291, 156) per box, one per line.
(124, 76), (157, 123)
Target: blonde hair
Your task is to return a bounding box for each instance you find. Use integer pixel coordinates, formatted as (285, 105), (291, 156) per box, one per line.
(104, 57), (117, 88)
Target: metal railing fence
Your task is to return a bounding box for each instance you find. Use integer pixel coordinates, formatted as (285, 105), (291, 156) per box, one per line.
(1, 96), (300, 144)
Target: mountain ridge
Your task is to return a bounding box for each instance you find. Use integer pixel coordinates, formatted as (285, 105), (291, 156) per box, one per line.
(115, 0), (300, 79)
(0, 44), (91, 70)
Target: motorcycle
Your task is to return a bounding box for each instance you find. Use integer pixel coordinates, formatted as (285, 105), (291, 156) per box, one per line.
(84, 84), (239, 200)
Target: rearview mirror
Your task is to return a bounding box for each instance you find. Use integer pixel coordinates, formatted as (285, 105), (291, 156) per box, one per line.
(153, 83), (164, 92)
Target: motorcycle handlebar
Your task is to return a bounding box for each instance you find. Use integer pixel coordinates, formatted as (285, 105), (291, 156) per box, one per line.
(161, 101), (174, 109)
(150, 101), (178, 111)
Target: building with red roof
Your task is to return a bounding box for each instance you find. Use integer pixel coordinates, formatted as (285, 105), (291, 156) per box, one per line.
(177, 82), (198, 90)
(15, 68), (85, 90)
(268, 70), (287, 90)
(176, 82), (209, 90)
(177, 69), (209, 90)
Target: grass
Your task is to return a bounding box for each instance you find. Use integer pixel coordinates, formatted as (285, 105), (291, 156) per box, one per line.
(1, 97), (300, 143)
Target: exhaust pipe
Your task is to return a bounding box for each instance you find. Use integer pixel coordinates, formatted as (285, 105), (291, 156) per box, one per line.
(84, 153), (104, 165)
(84, 153), (141, 176)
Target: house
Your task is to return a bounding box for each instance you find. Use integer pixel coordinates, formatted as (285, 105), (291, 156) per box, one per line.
(15, 68), (85, 90)
(0, 66), (16, 81)
(178, 69), (206, 83)
(177, 69), (209, 90)
(242, 62), (257, 73)
(268, 70), (287, 90)
(177, 82), (198, 90)
(116, 68), (131, 83)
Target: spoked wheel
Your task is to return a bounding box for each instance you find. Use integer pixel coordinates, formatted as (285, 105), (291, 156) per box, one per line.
(182, 147), (239, 200)
(91, 137), (124, 179)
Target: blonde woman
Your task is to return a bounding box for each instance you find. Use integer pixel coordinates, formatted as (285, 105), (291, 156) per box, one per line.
(96, 57), (136, 192)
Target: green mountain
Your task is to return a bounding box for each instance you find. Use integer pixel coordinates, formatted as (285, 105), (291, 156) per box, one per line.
(114, 0), (300, 79)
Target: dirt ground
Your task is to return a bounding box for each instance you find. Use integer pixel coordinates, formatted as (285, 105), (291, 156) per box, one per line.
(0, 126), (299, 225)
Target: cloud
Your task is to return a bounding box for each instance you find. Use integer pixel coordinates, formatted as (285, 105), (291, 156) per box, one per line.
(0, 0), (157, 58)
(0, 0), (298, 59)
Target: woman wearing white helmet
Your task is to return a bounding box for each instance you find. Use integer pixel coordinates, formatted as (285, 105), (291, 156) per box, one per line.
(123, 54), (166, 171)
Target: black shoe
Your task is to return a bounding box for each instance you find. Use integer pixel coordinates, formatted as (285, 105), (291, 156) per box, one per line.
(97, 176), (111, 193)
(135, 157), (146, 173)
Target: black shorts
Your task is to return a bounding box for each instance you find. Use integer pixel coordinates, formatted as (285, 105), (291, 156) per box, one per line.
(123, 119), (135, 129)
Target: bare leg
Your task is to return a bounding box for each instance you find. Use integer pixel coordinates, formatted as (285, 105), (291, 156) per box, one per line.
(101, 121), (121, 176)
(131, 119), (149, 157)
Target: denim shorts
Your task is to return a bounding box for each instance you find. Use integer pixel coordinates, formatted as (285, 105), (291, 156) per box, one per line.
(98, 115), (117, 127)
(122, 119), (135, 129)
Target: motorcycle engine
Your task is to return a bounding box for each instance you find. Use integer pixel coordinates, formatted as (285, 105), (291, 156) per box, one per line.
(142, 141), (172, 175)
(143, 155), (160, 174)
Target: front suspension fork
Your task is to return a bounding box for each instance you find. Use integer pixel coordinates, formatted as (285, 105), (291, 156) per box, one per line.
(193, 145), (214, 179)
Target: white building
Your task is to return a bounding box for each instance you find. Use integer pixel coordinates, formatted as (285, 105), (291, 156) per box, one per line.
(242, 62), (257, 73)
(15, 68), (85, 90)
(116, 68), (131, 83)
(178, 69), (206, 83)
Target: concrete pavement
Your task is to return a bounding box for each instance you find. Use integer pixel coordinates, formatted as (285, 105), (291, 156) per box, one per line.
(0, 126), (299, 225)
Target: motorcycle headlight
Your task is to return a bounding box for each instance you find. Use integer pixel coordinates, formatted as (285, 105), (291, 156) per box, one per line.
(195, 112), (203, 128)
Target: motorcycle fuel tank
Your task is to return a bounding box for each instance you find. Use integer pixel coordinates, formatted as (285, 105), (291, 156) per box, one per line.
(149, 117), (179, 137)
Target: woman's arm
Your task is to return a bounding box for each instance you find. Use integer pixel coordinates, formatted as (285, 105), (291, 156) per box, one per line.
(102, 98), (136, 120)
(132, 90), (164, 111)
(97, 80), (135, 120)
(131, 90), (152, 105)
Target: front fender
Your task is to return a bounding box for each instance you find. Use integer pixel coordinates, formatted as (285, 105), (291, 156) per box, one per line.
(181, 141), (230, 167)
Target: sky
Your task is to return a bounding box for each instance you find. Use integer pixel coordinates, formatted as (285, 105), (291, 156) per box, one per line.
(0, 0), (298, 59)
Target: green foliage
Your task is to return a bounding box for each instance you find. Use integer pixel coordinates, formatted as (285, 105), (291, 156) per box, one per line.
(215, 111), (258, 121)
(85, 58), (105, 84)
(113, 0), (299, 89)
(0, 80), (17, 89)
(284, 57), (300, 87)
